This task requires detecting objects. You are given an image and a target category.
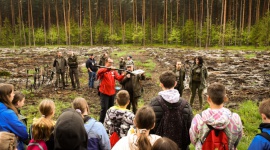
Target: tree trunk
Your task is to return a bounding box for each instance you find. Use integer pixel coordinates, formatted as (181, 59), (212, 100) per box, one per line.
(206, 0), (209, 49)
(89, 0), (93, 45)
(79, 0), (82, 44)
(199, 0), (203, 47)
(248, 0), (252, 32)
(256, 0), (260, 23)
(222, 0), (227, 47)
(63, 0), (68, 45)
(142, 0), (146, 46)
(43, 0), (47, 45)
(10, 0), (15, 46)
(68, 0), (71, 45)
(55, 0), (60, 44)
(28, 0), (31, 46)
(194, 0), (198, 46)
(219, 0), (224, 46)
(47, 0), (51, 44)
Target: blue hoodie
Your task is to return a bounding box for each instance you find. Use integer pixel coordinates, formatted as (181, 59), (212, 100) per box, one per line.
(84, 117), (110, 150)
(0, 102), (28, 150)
(248, 123), (270, 150)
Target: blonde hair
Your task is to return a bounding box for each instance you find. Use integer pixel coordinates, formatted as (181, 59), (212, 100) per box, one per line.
(72, 97), (89, 114)
(31, 99), (55, 141)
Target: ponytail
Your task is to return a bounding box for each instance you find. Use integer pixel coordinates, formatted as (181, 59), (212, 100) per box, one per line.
(137, 129), (151, 150)
(31, 117), (54, 141)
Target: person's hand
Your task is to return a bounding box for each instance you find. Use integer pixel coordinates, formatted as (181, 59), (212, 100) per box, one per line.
(110, 66), (116, 70)
(126, 74), (131, 78)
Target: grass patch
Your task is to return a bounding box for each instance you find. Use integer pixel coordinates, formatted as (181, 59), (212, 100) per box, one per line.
(189, 100), (261, 150)
(136, 59), (156, 71)
(244, 53), (256, 59)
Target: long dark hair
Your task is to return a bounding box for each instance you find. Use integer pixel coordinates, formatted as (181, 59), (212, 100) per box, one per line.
(0, 84), (18, 115)
(194, 56), (204, 65)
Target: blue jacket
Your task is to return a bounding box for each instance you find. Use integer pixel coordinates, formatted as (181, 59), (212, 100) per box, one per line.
(0, 102), (28, 150)
(84, 117), (110, 150)
(248, 123), (270, 150)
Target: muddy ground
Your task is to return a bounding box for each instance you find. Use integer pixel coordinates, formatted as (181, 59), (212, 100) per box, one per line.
(0, 47), (269, 116)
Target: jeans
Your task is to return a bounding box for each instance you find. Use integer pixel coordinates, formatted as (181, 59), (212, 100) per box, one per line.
(88, 71), (96, 88)
(99, 93), (115, 123)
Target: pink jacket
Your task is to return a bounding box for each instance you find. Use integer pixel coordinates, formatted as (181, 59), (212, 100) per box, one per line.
(189, 107), (243, 150)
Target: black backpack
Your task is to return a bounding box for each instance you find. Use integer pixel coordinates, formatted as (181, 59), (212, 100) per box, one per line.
(156, 96), (189, 149)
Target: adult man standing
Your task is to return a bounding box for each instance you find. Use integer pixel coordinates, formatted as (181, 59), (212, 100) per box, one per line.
(174, 61), (185, 96)
(120, 63), (145, 113)
(67, 51), (80, 90)
(53, 51), (67, 90)
(99, 52), (108, 66)
(86, 54), (98, 89)
(149, 71), (193, 149)
(97, 58), (125, 123)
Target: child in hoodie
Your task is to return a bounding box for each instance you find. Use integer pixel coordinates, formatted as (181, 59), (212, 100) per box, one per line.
(149, 71), (193, 149)
(248, 98), (270, 150)
(189, 83), (243, 150)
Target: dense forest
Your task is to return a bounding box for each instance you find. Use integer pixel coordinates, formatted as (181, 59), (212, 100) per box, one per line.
(0, 0), (269, 47)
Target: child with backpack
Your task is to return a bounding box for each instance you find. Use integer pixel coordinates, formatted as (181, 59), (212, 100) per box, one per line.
(72, 97), (110, 150)
(248, 98), (270, 150)
(112, 106), (161, 150)
(149, 71), (193, 149)
(103, 90), (135, 147)
(189, 83), (243, 150)
(28, 99), (55, 150)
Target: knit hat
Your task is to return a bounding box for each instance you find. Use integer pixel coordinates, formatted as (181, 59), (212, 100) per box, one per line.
(54, 108), (88, 150)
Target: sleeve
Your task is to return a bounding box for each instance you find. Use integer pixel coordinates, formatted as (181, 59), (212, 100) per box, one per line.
(97, 123), (111, 150)
(189, 114), (201, 145)
(120, 76), (129, 85)
(248, 135), (266, 150)
(53, 59), (56, 67)
(183, 69), (186, 81)
(103, 110), (111, 134)
(5, 111), (28, 140)
(204, 67), (208, 79)
(97, 68), (109, 78)
(232, 113), (243, 148)
(114, 71), (125, 81)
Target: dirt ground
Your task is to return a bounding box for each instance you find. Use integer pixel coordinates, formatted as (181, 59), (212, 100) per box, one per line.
(0, 47), (269, 115)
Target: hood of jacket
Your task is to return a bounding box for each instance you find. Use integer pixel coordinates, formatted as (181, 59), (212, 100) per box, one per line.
(158, 89), (180, 103)
(201, 107), (232, 130)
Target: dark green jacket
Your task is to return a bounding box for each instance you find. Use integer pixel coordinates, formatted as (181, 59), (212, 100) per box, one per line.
(68, 55), (78, 68)
(120, 74), (145, 98)
(174, 68), (185, 91)
(189, 64), (208, 90)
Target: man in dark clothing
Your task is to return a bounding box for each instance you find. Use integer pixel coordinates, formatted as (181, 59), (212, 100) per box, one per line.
(67, 51), (80, 90)
(53, 51), (67, 90)
(99, 52), (108, 66)
(149, 71), (193, 150)
(120, 63), (145, 114)
(86, 53), (98, 89)
(174, 61), (186, 96)
(118, 57), (126, 74)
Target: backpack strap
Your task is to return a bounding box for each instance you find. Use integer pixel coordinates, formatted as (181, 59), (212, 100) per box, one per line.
(28, 142), (45, 150)
(85, 118), (96, 135)
(257, 132), (270, 142)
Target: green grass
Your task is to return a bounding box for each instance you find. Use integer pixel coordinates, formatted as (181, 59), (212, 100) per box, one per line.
(189, 100), (261, 150)
(244, 53), (256, 59)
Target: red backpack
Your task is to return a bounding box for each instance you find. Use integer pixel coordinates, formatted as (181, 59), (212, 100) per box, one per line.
(201, 124), (229, 150)
(110, 131), (120, 148)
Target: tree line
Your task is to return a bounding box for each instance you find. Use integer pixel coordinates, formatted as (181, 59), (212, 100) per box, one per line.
(0, 0), (269, 47)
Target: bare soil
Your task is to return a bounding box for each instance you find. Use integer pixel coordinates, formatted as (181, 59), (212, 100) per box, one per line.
(0, 47), (269, 116)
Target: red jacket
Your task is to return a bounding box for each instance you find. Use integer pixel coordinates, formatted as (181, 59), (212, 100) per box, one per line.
(97, 68), (124, 96)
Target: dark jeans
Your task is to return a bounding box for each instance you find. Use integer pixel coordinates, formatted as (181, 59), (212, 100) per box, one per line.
(189, 81), (203, 108)
(88, 71), (96, 88)
(99, 93), (115, 123)
(69, 68), (80, 89)
(127, 94), (139, 114)
(55, 71), (65, 88)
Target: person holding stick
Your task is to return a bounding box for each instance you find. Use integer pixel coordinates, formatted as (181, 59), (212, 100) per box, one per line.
(97, 58), (126, 123)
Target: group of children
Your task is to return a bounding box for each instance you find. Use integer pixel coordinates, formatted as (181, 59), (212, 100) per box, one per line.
(0, 68), (270, 150)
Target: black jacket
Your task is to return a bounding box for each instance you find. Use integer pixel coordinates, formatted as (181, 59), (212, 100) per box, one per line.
(149, 96), (193, 149)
